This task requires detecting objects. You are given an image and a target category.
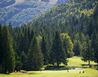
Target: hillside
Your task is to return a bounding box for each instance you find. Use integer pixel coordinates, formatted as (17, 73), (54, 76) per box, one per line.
(0, 0), (67, 26)
(10, 0), (98, 59)
(18, 0), (98, 56)
(0, 0), (15, 8)
(32, 0), (98, 35)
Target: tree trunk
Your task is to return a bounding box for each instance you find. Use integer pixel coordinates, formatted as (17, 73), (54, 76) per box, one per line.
(57, 62), (59, 67)
(88, 60), (91, 68)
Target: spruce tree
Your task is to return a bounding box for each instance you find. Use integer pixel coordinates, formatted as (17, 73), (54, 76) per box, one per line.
(50, 32), (67, 66)
(92, 32), (98, 67)
(73, 40), (81, 56)
(41, 36), (49, 65)
(27, 36), (43, 71)
(0, 26), (15, 74)
(81, 36), (93, 67)
(21, 51), (28, 70)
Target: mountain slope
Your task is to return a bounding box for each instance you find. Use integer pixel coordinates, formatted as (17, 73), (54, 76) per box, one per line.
(0, 0), (15, 8)
(0, 0), (67, 26)
(31, 0), (98, 34)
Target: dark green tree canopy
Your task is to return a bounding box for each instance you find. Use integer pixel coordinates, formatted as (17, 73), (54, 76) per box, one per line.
(27, 36), (44, 71)
(50, 32), (67, 66)
(0, 26), (15, 74)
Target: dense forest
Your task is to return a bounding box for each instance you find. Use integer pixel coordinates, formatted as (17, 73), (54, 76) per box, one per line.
(0, 0), (98, 74)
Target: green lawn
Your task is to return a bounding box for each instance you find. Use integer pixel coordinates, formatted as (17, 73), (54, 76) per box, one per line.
(0, 56), (98, 77)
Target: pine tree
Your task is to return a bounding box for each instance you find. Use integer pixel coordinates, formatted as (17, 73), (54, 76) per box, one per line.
(27, 36), (43, 71)
(92, 32), (98, 68)
(0, 26), (15, 74)
(94, 33), (98, 67)
(41, 36), (49, 65)
(92, 5), (98, 66)
(73, 40), (81, 56)
(21, 51), (28, 70)
(50, 32), (67, 66)
(15, 54), (22, 71)
(81, 36), (93, 67)
(73, 33), (82, 56)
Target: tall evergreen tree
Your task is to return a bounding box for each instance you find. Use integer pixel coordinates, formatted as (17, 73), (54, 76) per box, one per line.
(0, 26), (15, 74)
(27, 36), (43, 71)
(21, 51), (28, 70)
(15, 53), (22, 71)
(41, 36), (49, 65)
(50, 32), (67, 66)
(81, 36), (93, 67)
(73, 40), (81, 56)
(92, 32), (98, 67)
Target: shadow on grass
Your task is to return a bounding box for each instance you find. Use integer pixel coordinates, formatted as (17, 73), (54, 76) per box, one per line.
(45, 66), (83, 71)
(81, 64), (98, 70)
(20, 70), (42, 75)
(45, 66), (68, 70)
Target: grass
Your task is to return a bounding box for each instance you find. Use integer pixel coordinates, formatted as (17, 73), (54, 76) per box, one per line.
(68, 56), (96, 67)
(0, 56), (98, 77)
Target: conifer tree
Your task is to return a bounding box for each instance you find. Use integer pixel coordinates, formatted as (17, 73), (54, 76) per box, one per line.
(41, 36), (49, 65)
(27, 36), (43, 71)
(92, 32), (98, 67)
(0, 26), (15, 74)
(81, 36), (93, 67)
(73, 40), (81, 56)
(50, 32), (67, 66)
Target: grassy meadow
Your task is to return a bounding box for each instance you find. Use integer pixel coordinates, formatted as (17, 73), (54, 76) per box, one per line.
(68, 56), (96, 67)
(0, 56), (98, 77)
